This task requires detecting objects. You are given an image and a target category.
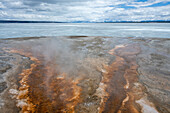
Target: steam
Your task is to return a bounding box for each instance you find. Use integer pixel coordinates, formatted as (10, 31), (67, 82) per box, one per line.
(24, 37), (84, 76)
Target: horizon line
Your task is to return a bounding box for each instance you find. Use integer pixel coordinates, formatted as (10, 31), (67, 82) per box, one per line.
(0, 20), (170, 23)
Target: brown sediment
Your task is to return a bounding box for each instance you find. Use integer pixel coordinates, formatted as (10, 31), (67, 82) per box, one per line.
(96, 44), (142, 113)
(10, 44), (145, 113)
(4, 40), (160, 113)
(116, 44), (142, 113)
(7, 49), (82, 113)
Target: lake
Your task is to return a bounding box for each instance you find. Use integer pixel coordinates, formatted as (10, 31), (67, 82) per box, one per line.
(0, 23), (170, 39)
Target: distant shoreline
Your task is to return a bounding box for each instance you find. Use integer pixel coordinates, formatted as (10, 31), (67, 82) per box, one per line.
(0, 20), (170, 23)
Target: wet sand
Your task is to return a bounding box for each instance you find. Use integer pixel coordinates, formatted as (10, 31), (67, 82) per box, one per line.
(0, 36), (169, 113)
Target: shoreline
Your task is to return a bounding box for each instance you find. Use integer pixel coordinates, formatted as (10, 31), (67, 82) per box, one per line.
(1, 36), (170, 41)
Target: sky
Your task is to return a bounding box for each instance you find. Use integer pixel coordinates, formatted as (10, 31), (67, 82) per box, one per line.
(0, 0), (170, 22)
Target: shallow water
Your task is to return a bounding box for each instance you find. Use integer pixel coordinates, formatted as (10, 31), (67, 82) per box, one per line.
(0, 23), (170, 39)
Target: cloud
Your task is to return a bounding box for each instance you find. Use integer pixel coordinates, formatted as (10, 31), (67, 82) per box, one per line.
(126, 0), (170, 7)
(0, 2), (6, 8)
(0, 0), (170, 21)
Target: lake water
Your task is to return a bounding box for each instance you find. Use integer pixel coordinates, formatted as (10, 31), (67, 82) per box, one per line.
(0, 23), (170, 39)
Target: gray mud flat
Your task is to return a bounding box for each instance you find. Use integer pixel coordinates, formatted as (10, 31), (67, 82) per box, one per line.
(0, 36), (169, 113)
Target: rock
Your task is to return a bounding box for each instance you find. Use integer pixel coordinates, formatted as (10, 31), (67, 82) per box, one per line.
(0, 82), (7, 93)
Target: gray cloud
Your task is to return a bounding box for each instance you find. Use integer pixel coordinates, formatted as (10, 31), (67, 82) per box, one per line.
(23, 0), (93, 7)
(0, 0), (170, 21)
